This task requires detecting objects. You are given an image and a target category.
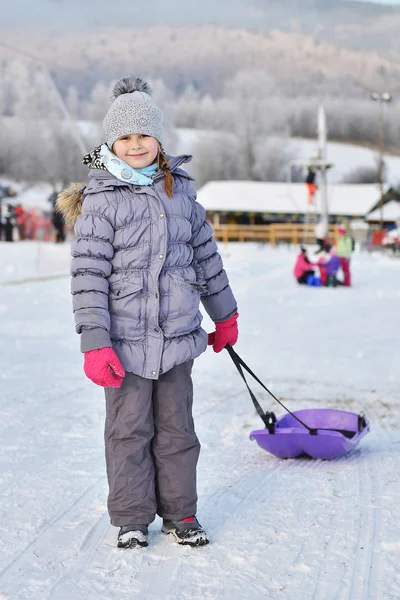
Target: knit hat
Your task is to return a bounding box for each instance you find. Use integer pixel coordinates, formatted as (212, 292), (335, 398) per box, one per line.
(103, 76), (164, 149)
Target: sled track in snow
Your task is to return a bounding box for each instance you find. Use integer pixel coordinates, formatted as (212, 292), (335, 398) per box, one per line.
(0, 383), (88, 446)
(0, 475), (106, 598)
(347, 451), (381, 600)
(45, 512), (111, 599)
(289, 448), (381, 600)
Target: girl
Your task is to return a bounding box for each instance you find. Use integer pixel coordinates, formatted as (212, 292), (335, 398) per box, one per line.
(57, 76), (238, 549)
(293, 247), (316, 284)
(317, 245), (341, 287)
(336, 224), (353, 286)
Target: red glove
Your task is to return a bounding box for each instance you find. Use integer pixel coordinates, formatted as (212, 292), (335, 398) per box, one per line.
(84, 347), (125, 388)
(208, 312), (239, 353)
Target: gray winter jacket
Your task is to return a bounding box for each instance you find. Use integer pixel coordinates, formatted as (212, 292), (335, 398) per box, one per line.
(60, 155), (237, 380)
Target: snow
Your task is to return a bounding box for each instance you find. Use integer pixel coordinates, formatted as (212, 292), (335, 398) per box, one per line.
(197, 181), (379, 218)
(288, 137), (400, 187)
(0, 241), (399, 599)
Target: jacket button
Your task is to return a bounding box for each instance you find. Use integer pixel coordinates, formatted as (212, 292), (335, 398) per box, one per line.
(98, 181), (104, 186)
(135, 186), (141, 191)
(154, 327), (160, 333)
(151, 371), (156, 376)
(159, 254), (164, 259)
(160, 213), (165, 219)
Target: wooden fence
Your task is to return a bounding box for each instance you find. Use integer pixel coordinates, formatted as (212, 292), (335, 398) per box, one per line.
(212, 224), (337, 246)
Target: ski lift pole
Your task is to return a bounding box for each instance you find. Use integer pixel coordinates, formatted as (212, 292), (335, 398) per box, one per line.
(318, 105), (329, 238)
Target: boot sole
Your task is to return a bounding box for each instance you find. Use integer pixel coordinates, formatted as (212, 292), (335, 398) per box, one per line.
(162, 528), (209, 547)
(117, 538), (148, 549)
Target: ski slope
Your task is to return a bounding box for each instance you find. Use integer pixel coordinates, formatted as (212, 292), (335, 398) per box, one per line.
(0, 241), (399, 600)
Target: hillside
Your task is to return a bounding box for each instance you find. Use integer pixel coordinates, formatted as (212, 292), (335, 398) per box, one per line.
(4, 26), (400, 95)
(2, 0), (400, 60)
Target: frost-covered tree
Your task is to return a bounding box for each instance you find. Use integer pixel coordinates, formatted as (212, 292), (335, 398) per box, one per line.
(191, 132), (247, 188)
(66, 85), (80, 119)
(83, 81), (111, 122)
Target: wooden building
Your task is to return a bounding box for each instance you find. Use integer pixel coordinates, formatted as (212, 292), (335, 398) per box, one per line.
(197, 181), (381, 226)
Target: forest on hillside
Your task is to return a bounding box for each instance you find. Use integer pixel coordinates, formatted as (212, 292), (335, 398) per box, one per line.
(1, 24), (399, 188)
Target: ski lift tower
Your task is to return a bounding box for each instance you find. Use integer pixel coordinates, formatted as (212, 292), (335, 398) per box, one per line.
(287, 105), (333, 243)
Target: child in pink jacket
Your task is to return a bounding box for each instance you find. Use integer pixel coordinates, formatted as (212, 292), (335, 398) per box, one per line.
(293, 247), (316, 284)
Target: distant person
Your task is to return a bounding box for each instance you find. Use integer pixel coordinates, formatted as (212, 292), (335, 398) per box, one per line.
(14, 204), (27, 240)
(56, 75), (239, 550)
(294, 246), (316, 284)
(2, 204), (15, 242)
(317, 245), (341, 287)
(336, 225), (353, 286)
(0, 186), (17, 241)
(48, 191), (66, 242)
(52, 208), (66, 243)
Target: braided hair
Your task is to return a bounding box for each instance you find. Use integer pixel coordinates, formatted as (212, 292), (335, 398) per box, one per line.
(158, 149), (174, 198)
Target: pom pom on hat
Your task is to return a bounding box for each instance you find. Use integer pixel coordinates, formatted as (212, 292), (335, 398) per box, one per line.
(111, 76), (153, 100)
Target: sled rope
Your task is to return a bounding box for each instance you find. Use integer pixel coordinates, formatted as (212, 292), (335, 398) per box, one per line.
(226, 345), (357, 438)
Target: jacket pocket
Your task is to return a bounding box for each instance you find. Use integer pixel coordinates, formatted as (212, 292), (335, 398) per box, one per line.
(172, 273), (207, 295)
(164, 272), (203, 336)
(109, 272), (143, 300)
(108, 272), (145, 337)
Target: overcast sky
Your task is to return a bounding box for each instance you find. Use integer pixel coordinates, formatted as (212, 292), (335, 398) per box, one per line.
(1, 0), (399, 33)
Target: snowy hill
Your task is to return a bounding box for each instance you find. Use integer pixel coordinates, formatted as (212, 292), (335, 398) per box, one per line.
(3, 25), (400, 96)
(3, 0), (400, 59)
(175, 128), (400, 186)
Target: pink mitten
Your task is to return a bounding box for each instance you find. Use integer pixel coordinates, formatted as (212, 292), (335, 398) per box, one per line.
(208, 312), (239, 353)
(84, 347), (125, 388)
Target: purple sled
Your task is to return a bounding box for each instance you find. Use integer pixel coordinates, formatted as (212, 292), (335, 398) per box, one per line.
(250, 408), (370, 460)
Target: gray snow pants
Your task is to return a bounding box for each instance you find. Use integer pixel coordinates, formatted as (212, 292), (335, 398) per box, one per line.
(104, 360), (200, 526)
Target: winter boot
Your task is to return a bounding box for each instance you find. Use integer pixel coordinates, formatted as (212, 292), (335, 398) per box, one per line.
(327, 274), (337, 287)
(162, 516), (209, 547)
(117, 524), (148, 548)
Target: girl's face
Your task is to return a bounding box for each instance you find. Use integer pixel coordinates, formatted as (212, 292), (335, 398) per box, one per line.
(113, 134), (159, 169)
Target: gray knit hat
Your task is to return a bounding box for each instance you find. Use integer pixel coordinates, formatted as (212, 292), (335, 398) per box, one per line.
(103, 76), (164, 149)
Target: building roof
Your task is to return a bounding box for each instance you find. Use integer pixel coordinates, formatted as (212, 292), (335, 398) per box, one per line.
(197, 181), (380, 217)
(366, 200), (400, 222)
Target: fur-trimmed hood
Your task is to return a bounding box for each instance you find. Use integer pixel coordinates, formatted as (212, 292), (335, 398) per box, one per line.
(56, 182), (86, 226)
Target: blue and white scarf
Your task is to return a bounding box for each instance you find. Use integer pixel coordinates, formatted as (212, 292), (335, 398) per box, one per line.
(99, 144), (158, 185)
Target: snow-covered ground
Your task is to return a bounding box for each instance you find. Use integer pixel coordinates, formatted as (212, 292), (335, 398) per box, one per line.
(0, 241), (399, 600)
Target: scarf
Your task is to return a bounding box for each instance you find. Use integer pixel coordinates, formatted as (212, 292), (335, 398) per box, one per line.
(83, 144), (158, 185)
